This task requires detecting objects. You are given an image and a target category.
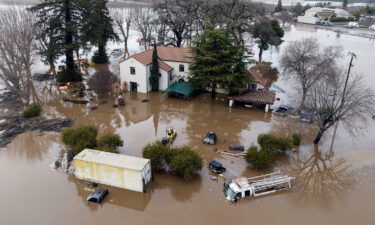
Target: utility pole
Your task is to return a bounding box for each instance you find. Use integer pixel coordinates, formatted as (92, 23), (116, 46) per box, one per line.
(329, 52), (356, 155)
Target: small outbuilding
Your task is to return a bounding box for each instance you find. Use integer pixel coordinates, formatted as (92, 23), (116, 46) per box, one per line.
(228, 90), (276, 112)
(74, 149), (152, 193)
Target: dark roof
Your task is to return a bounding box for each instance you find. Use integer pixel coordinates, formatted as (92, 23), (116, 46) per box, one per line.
(228, 90), (275, 105)
(246, 69), (272, 87)
(120, 46), (193, 72)
(164, 82), (195, 97)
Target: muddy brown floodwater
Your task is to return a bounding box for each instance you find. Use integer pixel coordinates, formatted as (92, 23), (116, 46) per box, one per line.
(1, 24), (375, 225)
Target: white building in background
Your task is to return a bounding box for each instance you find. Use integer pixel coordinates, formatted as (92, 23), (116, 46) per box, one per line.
(119, 46), (192, 93)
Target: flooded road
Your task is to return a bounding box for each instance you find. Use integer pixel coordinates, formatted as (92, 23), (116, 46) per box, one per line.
(1, 24), (375, 225)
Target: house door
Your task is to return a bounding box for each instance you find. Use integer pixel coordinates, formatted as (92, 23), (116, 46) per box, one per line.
(130, 82), (137, 92)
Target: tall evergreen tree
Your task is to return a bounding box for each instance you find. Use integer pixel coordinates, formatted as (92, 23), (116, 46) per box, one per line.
(275, 0), (283, 13)
(82, 0), (117, 64)
(343, 0), (348, 10)
(189, 25), (249, 99)
(29, 0), (84, 82)
(150, 46), (161, 91)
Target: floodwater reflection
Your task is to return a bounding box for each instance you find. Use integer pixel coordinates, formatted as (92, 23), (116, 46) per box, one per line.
(68, 175), (152, 212)
(290, 145), (353, 201)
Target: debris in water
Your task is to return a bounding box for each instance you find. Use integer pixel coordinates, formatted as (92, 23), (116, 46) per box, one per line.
(141, 99), (149, 103)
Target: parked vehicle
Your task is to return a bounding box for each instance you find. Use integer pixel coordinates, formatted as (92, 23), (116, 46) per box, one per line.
(203, 131), (217, 145)
(228, 145), (245, 151)
(322, 21), (332, 27)
(345, 22), (359, 28)
(300, 109), (314, 123)
(224, 172), (294, 202)
(161, 127), (177, 145)
(370, 24), (375, 30)
(208, 160), (226, 174)
(87, 189), (108, 203)
(273, 105), (293, 116)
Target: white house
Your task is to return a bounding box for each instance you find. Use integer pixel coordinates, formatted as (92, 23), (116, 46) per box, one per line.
(119, 46), (193, 93)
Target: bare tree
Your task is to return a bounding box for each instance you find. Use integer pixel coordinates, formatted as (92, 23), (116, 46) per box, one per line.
(276, 10), (293, 26)
(306, 67), (375, 144)
(0, 5), (38, 104)
(133, 7), (155, 50)
(111, 7), (133, 58)
(154, 0), (199, 47)
(280, 38), (343, 110)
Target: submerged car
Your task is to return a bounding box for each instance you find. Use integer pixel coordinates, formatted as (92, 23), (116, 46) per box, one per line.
(208, 160), (226, 174)
(87, 189), (108, 203)
(273, 105), (293, 116)
(203, 131), (217, 145)
(300, 109), (314, 123)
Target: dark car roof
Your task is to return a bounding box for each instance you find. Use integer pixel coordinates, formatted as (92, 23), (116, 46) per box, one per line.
(210, 160), (223, 168)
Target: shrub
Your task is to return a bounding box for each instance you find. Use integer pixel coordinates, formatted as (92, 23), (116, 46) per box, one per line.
(143, 142), (171, 172)
(292, 134), (301, 146)
(61, 125), (98, 155)
(57, 69), (82, 83)
(245, 145), (276, 170)
(142, 143), (203, 180)
(169, 146), (203, 180)
(97, 133), (124, 153)
(258, 134), (293, 152)
(22, 103), (42, 118)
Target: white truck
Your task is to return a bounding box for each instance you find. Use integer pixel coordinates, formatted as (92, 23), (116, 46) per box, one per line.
(297, 16), (319, 25)
(224, 172), (294, 202)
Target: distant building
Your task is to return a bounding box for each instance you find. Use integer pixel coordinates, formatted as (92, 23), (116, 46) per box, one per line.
(119, 46), (192, 93)
(298, 7), (350, 24)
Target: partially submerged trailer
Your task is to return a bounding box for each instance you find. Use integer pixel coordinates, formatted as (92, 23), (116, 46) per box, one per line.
(74, 149), (152, 193)
(224, 172), (294, 201)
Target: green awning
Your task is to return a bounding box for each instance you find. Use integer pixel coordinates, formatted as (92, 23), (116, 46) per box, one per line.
(164, 82), (195, 97)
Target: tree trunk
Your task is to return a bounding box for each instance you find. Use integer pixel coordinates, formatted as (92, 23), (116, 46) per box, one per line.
(314, 129), (325, 144)
(258, 47), (263, 63)
(64, 0), (74, 73)
(211, 82), (216, 99)
(98, 43), (107, 64)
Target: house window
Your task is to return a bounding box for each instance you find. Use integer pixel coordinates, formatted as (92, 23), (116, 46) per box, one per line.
(179, 64), (185, 72)
(130, 67), (136, 75)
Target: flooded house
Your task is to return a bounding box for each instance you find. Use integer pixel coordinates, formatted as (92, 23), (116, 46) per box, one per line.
(119, 46), (193, 93)
(73, 149), (152, 193)
(228, 69), (276, 112)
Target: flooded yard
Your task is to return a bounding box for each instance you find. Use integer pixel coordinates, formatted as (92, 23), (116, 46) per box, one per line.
(1, 24), (375, 225)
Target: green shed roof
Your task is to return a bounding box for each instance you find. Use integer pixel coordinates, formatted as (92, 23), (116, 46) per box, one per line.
(164, 82), (195, 97)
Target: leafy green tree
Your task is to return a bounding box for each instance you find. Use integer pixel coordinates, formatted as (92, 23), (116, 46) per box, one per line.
(61, 125), (98, 155)
(142, 143), (203, 180)
(149, 46), (161, 91)
(275, 0), (283, 13)
(169, 146), (203, 181)
(245, 145), (275, 170)
(143, 142), (171, 172)
(252, 19), (284, 62)
(97, 133), (124, 153)
(29, 0), (83, 82)
(189, 24), (249, 98)
(81, 0), (117, 64)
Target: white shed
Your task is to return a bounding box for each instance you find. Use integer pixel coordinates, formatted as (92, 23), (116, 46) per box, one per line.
(73, 149), (152, 193)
